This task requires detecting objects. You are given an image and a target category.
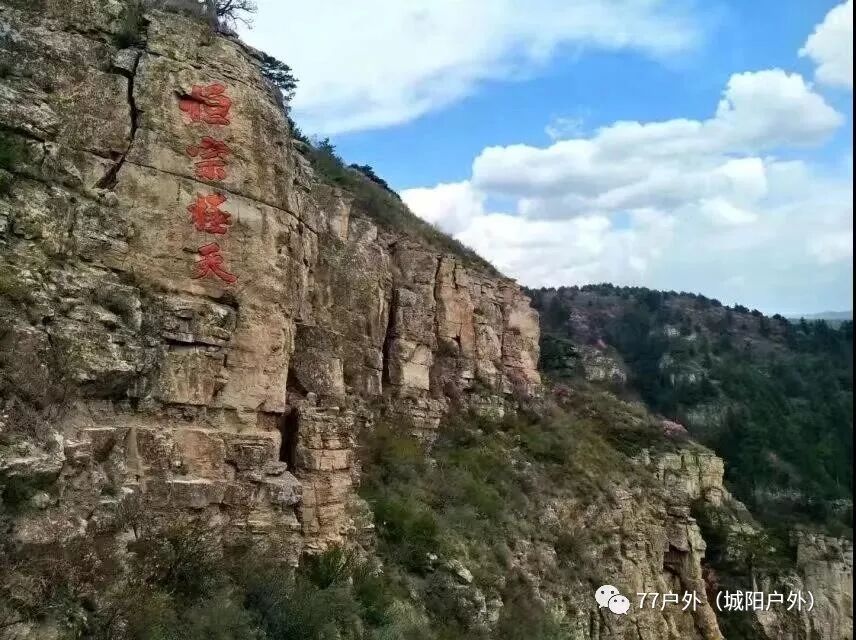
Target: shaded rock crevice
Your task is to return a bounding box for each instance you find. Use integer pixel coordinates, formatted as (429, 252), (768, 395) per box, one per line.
(96, 44), (144, 189)
(380, 287), (397, 388)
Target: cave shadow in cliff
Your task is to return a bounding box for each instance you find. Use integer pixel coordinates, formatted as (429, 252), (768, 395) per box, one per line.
(278, 367), (307, 472)
(663, 544), (686, 576)
(279, 409), (299, 472)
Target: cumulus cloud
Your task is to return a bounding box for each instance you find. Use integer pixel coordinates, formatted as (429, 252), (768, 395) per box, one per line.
(244, 0), (701, 134)
(402, 70), (852, 312)
(700, 197), (759, 227)
(399, 182), (484, 235)
(405, 161), (852, 310)
(450, 209), (676, 288)
(472, 70), (840, 204)
(712, 70), (844, 148)
(457, 70), (842, 239)
(799, 0), (853, 89)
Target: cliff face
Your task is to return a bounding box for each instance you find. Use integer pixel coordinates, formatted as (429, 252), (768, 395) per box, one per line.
(542, 437), (731, 640)
(0, 0), (539, 553)
(1, 5), (851, 640)
(741, 531), (854, 640)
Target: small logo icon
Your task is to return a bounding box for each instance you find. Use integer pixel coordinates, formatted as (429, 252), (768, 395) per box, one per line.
(595, 585), (620, 608)
(595, 585), (631, 615)
(608, 594), (631, 615)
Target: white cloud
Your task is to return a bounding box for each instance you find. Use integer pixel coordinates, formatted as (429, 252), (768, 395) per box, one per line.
(700, 197), (759, 226)
(799, 0), (853, 89)
(472, 70), (841, 204)
(449, 208), (676, 287)
(402, 69), (852, 313)
(810, 232), (854, 264)
(399, 182), (484, 235)
(405, 161), (852, 310)
(462, 70), (842, 231)
(545, 115), (587, 140)
(711, 70), (844, 149)
(243, 0), (701, 134)
(714, 158), (768, 202)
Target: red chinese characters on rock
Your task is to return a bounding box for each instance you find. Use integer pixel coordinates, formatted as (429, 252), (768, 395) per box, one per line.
(187, 193), (232, 235)
(186, 137), (232, 181)
(179, 81), (239, 285)
(179, 83), (232, 125)
(192, 243), (237, 284)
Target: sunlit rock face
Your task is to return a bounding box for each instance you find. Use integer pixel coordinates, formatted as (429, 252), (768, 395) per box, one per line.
(0, 0), (539, 553)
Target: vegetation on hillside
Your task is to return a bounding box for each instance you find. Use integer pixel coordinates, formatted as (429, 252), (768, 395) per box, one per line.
(258, 52), (297, 104)
(300, 138), (498, 274)
(1, 395), (681, 639)
(0, 511), (422, 639)
(353, 393), (698, 639)
(0, 130), (25, 194)
(529, 284), (853, 536)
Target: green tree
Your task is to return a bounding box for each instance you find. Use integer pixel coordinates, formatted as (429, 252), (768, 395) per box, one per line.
(259, 52), (298, 104)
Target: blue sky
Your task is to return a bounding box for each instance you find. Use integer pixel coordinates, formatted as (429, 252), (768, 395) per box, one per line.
(332, 0), (851, 190)
(242, 0), (853, 315)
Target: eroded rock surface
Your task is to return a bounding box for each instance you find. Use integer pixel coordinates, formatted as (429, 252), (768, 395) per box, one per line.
(0, 1), (539, 553)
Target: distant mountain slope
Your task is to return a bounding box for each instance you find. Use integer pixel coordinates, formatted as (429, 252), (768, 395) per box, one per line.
(528, 283), (854, 536)
(787, 310), (852, 328)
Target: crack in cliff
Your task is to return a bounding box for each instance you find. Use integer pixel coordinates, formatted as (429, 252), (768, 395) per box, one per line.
(65, 198), (78, 246)
(381, 288), (396, 387)
(380, 245), (399, 387)
(432, 255), (443, 315)
(96, 44), (145, 190)
(431, 254), (446, 356)
(1, 125), (138, 190)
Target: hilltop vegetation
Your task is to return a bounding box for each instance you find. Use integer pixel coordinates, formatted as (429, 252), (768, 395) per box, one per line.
(529, 284), (853, 536)
(786, 310), (852, 328)
(296, 137), (498, 275)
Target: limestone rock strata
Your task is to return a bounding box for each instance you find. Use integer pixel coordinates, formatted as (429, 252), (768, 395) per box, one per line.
(0, 2), (539, 550)
(755, 532), (854, 640)
(503, 445), (729, 640)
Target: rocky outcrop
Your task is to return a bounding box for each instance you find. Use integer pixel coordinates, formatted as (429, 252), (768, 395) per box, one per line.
(534, 440), (851, 640)
(643, 446), (853, 640)
(0, 0), (539, 553)
(579, 346), (627, 385)
(791, 532), (853, 640)
(499, 440), (730, 640)
(754, 532), (854, 640)
(644, 448), (730, 507)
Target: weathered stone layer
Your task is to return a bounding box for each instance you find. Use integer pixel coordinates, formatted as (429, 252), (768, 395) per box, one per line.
(0, 1), (540, 551)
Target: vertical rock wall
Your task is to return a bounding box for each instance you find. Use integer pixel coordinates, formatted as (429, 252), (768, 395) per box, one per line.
(0, 1), (540, 552)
